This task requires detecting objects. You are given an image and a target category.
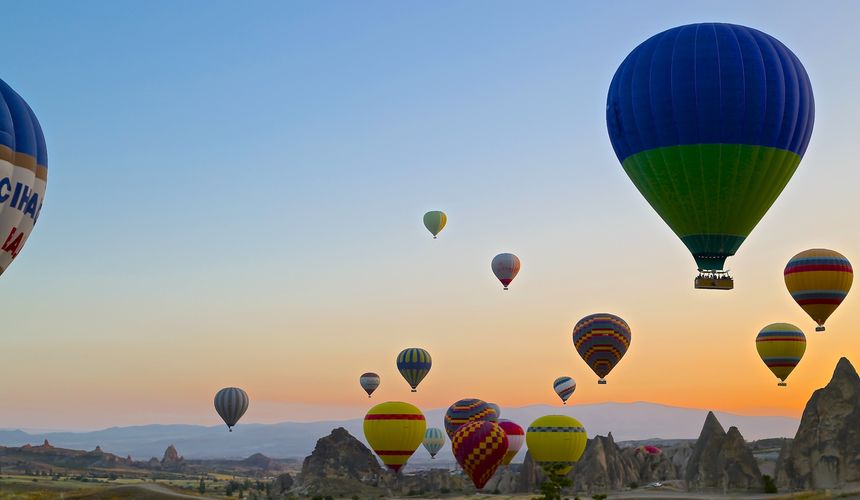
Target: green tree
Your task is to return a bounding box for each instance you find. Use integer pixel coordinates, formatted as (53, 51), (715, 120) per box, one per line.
(533, 463), (572, 500)
(763, 474), (778, 494)
(198, 478), (206, 494)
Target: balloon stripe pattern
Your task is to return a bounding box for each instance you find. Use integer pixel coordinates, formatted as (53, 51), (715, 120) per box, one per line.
(573, 314), (631, 382)
(498, 420), (525, 465)
(397, 348), (432, 391)
(214, 387), (249, 431)
(452, 421), (508, 490)
(526, 415), (587, 475)
(606, 23), (814, 271)
(445, 398), (498, 439)
(359, 372), (380, 397)
(364, 402), (426, 472)
(756, 323), (806, 384)
(0, 79), (48, 276)
(785, 249), (853, 329)
(423, 427), (445, 458)
(552, 376), (576, 404)
(423, 211), (447, 238)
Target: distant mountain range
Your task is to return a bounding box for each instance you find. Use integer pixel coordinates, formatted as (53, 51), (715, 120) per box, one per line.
(0, 402), (798, 460)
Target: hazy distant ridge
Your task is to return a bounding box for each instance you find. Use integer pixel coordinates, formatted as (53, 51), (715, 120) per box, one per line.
(0, 402), (798, 460)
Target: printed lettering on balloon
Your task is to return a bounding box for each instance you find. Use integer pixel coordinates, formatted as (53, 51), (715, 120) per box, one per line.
(3, 227), (24, 258)
(0, 177), (39, 221)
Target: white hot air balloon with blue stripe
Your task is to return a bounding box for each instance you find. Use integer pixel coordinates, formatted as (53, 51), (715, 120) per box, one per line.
(423, 427), (446, 458)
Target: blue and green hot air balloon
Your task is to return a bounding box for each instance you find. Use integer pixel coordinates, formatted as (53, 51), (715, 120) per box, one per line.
(607, 23), (814, 289)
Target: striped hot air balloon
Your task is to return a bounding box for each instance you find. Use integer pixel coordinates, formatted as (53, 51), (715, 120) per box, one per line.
(0, 79), (48, 277)
(487, 402), (501, 419)
(491, 253), (521, 290)
(572, 313), (631, 384)
(444, 398), (498, 439)
(396, 348), (432, 392)
(214, 387), (249, 432)
(607, 24), (814, 288)
(498, 420), (525, 465)
(359, 372), (380, 398)
(422, 427), (446, 458)
(526, 415), (587, 475)
(785, 249), (853, 332)
(756, 323), (806, 386)
(552, 376), (576, 404)
(452, 421), (508, 489)
(423, 211), (447, 239)
(363, 401), (426, 472)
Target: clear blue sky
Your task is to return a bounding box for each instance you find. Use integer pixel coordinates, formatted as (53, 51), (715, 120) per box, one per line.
(3, 1), (860, 429)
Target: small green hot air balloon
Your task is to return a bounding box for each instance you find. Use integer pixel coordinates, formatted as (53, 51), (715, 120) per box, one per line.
(423, 211), (447, 239)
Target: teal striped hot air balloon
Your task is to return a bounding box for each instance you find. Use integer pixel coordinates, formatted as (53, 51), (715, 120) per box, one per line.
(423, 427), (446, 458)
(396, 348), (432, 392)
(607, 24), (815, 289)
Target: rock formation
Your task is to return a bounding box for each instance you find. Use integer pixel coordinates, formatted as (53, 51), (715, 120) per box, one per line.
(684, 411), (762, 491)
(160, 444), (184, 471)
(297, 427), (383, 495)
(776, 357), (860, 490)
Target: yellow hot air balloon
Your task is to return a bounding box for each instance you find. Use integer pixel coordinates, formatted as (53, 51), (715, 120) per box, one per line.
(423, 211), (447, 239)
(784, 249), (853, 332)
(756, 323), (806, 387)
(526, 415), (587, 475)
(363, 401), (426, 472)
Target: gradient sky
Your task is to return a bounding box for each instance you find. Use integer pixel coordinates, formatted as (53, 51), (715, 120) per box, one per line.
(2, 0), (860, 430)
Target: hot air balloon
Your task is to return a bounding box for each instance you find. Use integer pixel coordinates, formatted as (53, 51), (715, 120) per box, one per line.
(214, 387), (249, 432)
(498, 420), (525, 465)
(488, 402), (501, 419)
(756, 323), (806, 386)
(635, 445), (662, 455)
(573, 313), (631, 384)
(444, 398), (498, 439)
(359, 372), (380, 398)
(552, 376), (576, 404)
(452, 421), (508, 489)
(423, 211), (447, 239)
(526, 415), (587, 475)
(396, 348), (432, 392)
(0, 79), (48, 276)
(364, 401), (426, 472)
(784, 249), (853, 332)
(606, 24), (815, 290)
(423, 427), (446, 458)
(491, 253), (520, 290)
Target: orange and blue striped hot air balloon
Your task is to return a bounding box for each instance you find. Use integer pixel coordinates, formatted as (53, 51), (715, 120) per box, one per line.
(572, 313), (631, 384)
(756, 323), (806, 386)
(452, 420), (508, 489)
(363, 401), (426, 472)
(444, 398), (498, 439)
(396, 348), (432, 392)
(784, 249), (853, 332)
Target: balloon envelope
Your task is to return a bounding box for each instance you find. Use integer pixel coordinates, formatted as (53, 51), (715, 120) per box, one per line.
(785, 249), (853, 331)
(552, 376), (576, 404)
(635, 445), (662, 455)
(606, 23), (814, 273)
(444, 398), (498, 439)
(526, 415), (587, 475)
(214, 387), (249, 431)
(572, 314), (631, 383)
(487, 402), (501, 419)
(423, 211), (447, 238)
(498, 420), (525, 465)
(360, 372), (380, 397)
(756, 323), (806, 386)
(0, 79), (48, 276)
(396, 348), (432, 391)
(452, 421), (508, 489)
(491, 253), (521, 290)
(423, 427), (446, 458)
(364, 401), (426, 472)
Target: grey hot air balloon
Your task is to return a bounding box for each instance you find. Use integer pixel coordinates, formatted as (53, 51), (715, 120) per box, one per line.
(214, 387), (249, 432)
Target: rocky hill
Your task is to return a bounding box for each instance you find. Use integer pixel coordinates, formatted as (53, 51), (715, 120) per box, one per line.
(776, 357), (860, 490)
(684, 412), (762, 491)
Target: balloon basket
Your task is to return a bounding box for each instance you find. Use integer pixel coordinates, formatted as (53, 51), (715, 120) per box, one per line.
(816, 326), (825, 332)
(778, 382), (787, 387)
(598, 379), (607, 385)
(694, 272), (734, 290)
(503, 287), (508, 291)
(433, 236), (437, 239)
(411, 389), (417, 393)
